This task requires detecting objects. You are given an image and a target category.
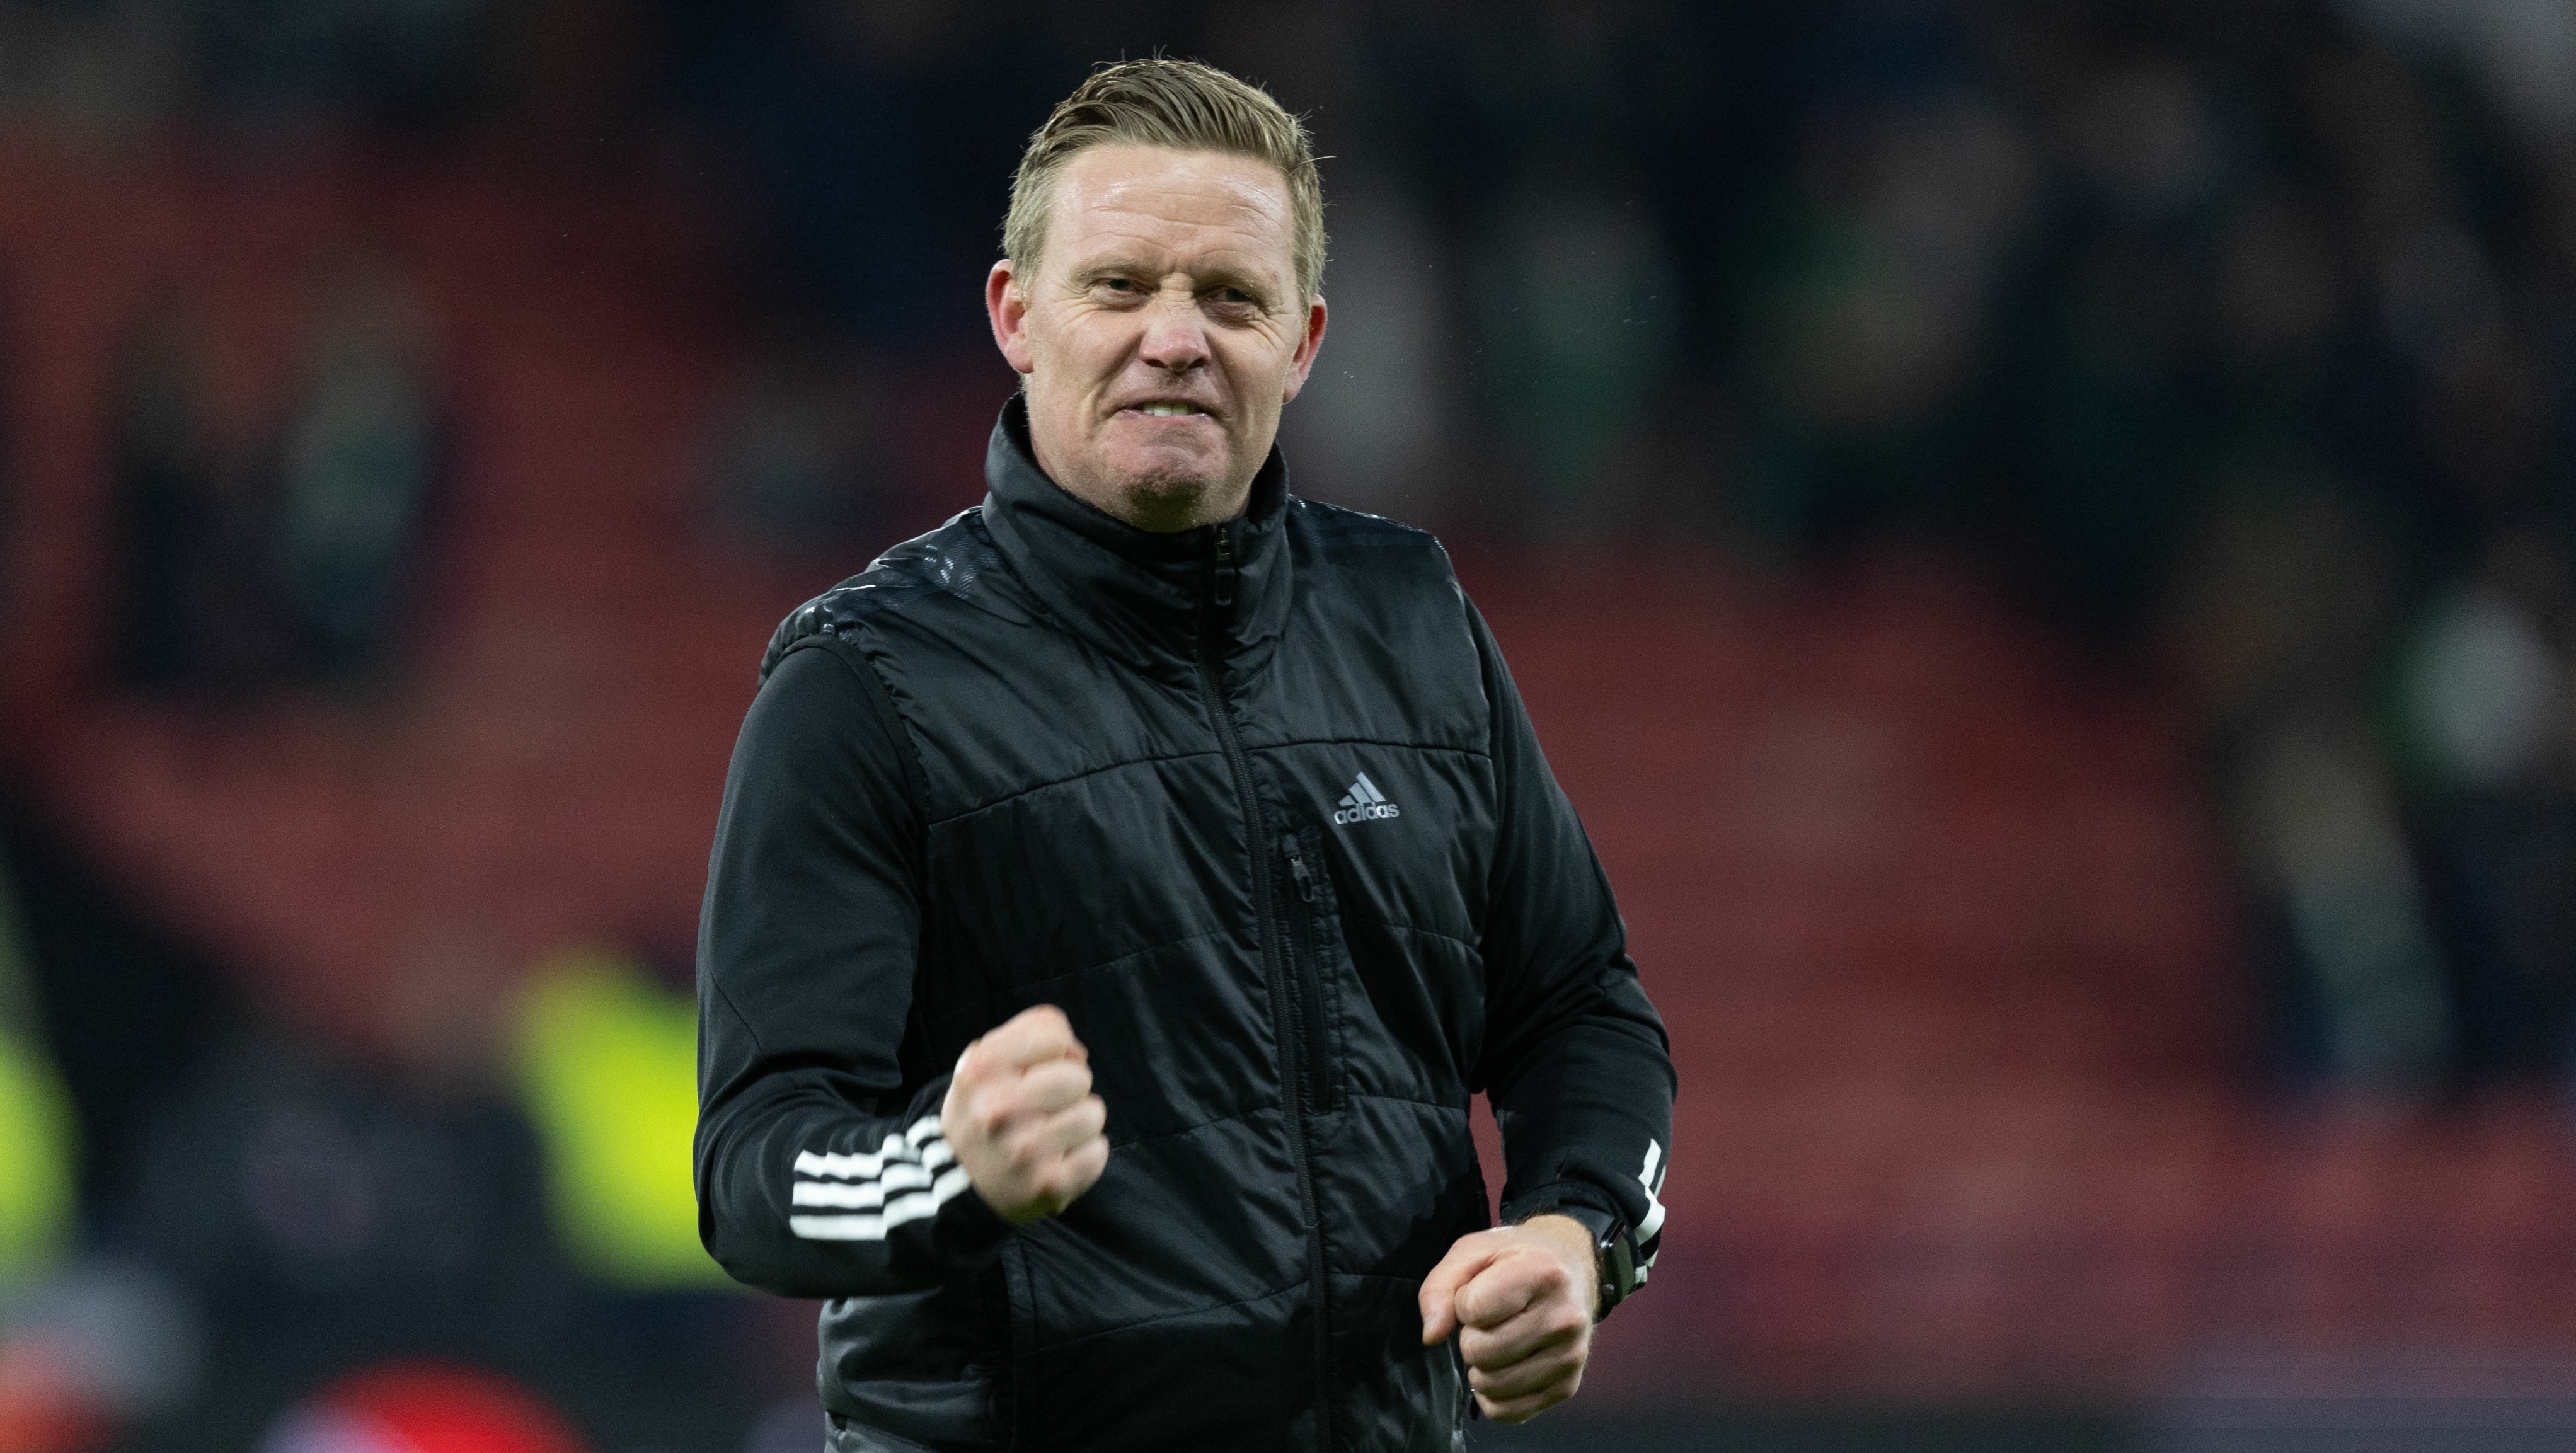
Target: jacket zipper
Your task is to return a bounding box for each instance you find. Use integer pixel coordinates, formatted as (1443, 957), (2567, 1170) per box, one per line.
(1279, 832), (1333, 1118)
(1196, 523), (1331, 1452)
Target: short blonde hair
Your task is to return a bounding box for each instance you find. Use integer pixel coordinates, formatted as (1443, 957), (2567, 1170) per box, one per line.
(1004, 58), (1326, 304)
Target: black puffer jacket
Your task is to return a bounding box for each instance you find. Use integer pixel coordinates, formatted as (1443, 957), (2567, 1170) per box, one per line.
(696, 401), (1674, 1453)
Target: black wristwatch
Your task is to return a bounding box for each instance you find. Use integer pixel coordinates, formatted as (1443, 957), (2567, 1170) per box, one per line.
(1519, 1202), (1638, 1321)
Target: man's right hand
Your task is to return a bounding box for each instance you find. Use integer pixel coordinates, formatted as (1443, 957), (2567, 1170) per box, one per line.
(940, 1004), (1110, 1224)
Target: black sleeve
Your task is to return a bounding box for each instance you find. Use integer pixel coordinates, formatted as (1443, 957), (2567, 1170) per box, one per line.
(695, 640), (1010, 1299)
(1465, 598), (1677, 1283)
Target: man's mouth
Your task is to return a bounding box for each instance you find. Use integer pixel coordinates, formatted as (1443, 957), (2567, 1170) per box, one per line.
(1127, 401), (1212, 418)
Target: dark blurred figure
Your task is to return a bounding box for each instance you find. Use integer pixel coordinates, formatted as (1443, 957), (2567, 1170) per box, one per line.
(270, 255), (444, 686)
(2164, 484), (2452, 1091)
(0, 798), (234, 1445)
(106, 296), (292, 695)
(106, 256), (443, 696)
(126, 936), (570, 1408)
(0, 793), (229, 1229)
(1735, 3), (2032, 562)
(2394, 531), (2576, 1081)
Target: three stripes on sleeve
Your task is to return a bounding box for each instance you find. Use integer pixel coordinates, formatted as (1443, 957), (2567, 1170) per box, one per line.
(790, 1113), (974, 1241)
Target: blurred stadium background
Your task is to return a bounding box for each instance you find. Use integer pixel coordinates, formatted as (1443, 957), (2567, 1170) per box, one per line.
(0, 0), (2573, 1449)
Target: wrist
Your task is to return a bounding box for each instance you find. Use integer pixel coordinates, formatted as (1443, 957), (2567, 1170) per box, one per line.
(1512, 1199), (1635, 1321)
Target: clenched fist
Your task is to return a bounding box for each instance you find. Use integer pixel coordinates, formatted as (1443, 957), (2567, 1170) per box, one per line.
(1418, 1216), (1598, 1423)
(940, 1004), (1110, 1224)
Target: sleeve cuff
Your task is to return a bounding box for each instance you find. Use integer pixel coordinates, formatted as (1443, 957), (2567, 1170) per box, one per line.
(928, 1175), (1015, 1269)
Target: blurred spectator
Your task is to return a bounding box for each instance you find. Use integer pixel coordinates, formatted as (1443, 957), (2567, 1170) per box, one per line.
(0, 806), (212, 1452)
(127, 934), (570, 1399)
(108, 255), (444, 696)
(0, 860), (72, 1289)
(2165, 485), (2455, 1089)
(510, 948), (725, 1291)
(1468, 168), (1685, 530)
(1742, 89), (2033, 555)
(270, 255), (444, 686)
(2395, 532), (2576, 1079)
(0, 796), (229, 1233)
(2233, 708), (2455, 1087)
(106, 296), (290, 695)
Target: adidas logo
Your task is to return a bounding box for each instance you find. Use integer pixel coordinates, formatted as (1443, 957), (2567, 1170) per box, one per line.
(1331, 772), (1401, 825)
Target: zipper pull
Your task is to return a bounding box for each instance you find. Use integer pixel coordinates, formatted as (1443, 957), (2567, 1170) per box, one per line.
(1281, 833), (1316, 902)
(1212, 524), (1236, 609)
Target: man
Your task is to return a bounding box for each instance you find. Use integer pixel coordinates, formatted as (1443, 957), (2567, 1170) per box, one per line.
(696, 58), (1674, 1453)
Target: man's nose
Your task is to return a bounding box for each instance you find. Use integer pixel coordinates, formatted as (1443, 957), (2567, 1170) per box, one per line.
(1137, 289), (1212, 373)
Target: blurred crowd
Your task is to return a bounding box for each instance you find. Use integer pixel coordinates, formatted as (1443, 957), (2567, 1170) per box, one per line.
(1, 0), (2575, 1447)
(0, 795), (769, 1450)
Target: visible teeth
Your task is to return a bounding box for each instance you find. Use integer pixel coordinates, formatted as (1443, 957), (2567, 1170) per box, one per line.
(1139, 402), (1198, 417)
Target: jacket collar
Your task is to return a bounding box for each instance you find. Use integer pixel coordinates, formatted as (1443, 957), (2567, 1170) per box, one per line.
(978, 396), (1294, 681)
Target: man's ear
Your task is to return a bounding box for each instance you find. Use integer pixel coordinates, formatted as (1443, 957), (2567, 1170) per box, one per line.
(1280, 294), (1328, 403)
(987, 260), (1035, 376)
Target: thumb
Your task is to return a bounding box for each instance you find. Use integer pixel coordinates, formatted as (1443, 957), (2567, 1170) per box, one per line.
(1419, 1235), (1502, 1346)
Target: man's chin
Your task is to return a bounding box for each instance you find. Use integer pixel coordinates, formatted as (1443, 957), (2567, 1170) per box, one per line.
(1111, 474), (1230, 531)
(1096, 450), (1246, 531)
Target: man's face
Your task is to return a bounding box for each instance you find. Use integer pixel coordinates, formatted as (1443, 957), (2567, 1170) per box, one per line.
(987, 145), (1327, 533)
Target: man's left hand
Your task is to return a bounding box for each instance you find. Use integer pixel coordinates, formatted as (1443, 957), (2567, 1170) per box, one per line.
(1417, 1215), (1597, 1423)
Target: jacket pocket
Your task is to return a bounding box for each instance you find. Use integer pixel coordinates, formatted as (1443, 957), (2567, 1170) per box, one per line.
(1276, 824), (1344, 1118)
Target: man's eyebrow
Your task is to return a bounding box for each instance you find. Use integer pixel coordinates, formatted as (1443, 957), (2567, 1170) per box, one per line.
(1192, 264), (1281, 301)
(1069, 256), (1159, 284)
(1069, 256), (1282, 302)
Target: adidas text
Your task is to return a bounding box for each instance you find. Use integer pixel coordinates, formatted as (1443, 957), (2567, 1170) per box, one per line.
(1332, 772), (1400, 825)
